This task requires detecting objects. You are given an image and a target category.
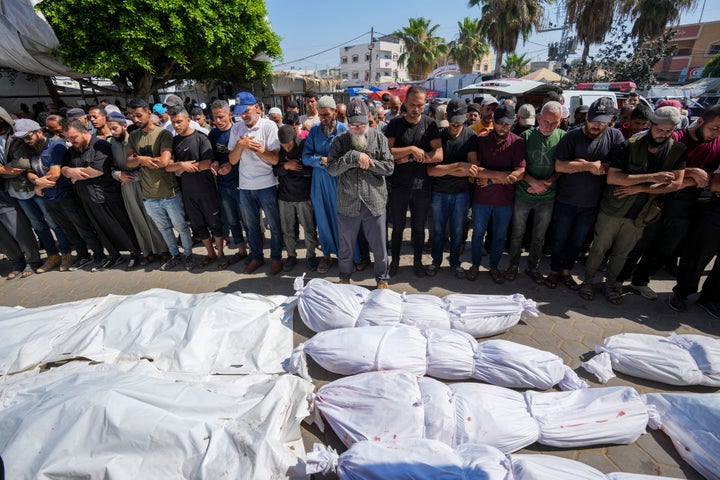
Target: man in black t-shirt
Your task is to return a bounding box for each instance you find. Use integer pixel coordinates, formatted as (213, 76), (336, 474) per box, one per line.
(385, 86), (442, 277)
(167, 107), (225, 269)
(426, 98), (477, 279)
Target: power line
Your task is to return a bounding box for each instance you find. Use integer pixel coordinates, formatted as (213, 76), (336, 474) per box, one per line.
(273, 31), (371, 67)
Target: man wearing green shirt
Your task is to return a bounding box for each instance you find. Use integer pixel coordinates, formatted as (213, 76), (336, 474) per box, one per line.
(505, 101), (565, 283)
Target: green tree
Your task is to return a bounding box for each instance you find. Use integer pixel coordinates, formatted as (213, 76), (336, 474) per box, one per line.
(448, 17), (490, 74)
(502, 53), (532, 77)
(394, 17), (448, 81)
(469, 0), (551, 76)
(702, 53), (720, 78)
(36, 0), (281, 99)
(621, 0), (697, 41)
(566, 0), (618, 64)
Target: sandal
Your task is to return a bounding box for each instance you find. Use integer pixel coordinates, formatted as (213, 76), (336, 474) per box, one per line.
(198, 256), (217, 268)
(504, 265), (519, 281)
(6, 270), (22, 280)
(562, 274), (580, 290)
(602, 283), (623, 305)
(545, 272), (560, 289)
(217, 256), (229, 270)
(21, 266), (34, 279)
(466, 264), (479, 281)
(425, 264), (439, 277)
(525, 268), (545, 284)
(578, 282), (594, 301)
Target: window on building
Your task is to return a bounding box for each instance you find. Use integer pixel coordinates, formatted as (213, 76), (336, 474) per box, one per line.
(342, 72), (348, 79)
(709, 44), (720, 56)
(392, 53), (398, 60)
(341, 57), (348, 64)
(365, 53), (371, 62)
(352, 71), (359, 79)
(352, 55), (359, 63)
(483, 64), (488, 72)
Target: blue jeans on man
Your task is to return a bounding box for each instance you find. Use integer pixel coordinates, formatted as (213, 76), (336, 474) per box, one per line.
(471, 203), (513, 268)
(239, 186), (283, 262)
(143, 194), (193, 257)
(218, 184), (247, 247)
(431, 191), (469, 268)
(17, 196), (71, 255)
(549, 201), (598, 273)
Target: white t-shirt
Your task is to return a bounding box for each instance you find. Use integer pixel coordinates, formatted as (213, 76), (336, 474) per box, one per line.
(299, 113), (320, 126)
(228, 117), (280, 190)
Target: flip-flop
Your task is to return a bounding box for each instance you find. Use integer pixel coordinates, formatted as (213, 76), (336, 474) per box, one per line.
(6, 270), (22, 280)
(21, 267), (34, 278)
(217, 257), (229, 270)
(198, 256), (217, 268)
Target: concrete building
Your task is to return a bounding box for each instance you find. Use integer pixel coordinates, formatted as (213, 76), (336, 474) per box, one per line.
(655, 20), (720, 83)
(339, 35), (409, 85)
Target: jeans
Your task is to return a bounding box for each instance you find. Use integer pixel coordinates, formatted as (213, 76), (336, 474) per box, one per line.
(239, 186), (283, 261)
(508, 199), (554, 269)
(143, 194), (193, 257)
(549, 201), (598, 272)
(390, 186), (431, 264)
(16, 196), (71, 255)
(471, 203), (513, 268)
(218, 185), (246, 245)
(431, 191), (470, 268)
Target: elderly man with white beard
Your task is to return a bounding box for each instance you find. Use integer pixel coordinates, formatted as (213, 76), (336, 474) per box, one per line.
(327, 99), (394, 288)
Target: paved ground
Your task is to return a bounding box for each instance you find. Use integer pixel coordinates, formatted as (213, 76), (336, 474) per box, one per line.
(0, 236), (717, 479)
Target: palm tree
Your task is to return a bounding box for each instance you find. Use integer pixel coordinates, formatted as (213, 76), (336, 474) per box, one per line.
(393, 17), (449, 81)
(621, 0), (697, 40)
(468, 0), (551, 76)
(448, 17), (490, 74)
(566, 0), (618, 64)
(503, 53), (532, 77)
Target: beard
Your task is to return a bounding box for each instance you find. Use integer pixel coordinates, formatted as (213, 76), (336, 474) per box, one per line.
(351, 131), (368, 151)
(321, 119), (337, 137)
(647, 133), (669, 148)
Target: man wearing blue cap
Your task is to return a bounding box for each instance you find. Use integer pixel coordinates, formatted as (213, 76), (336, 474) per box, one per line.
(228, 91), (283, 274)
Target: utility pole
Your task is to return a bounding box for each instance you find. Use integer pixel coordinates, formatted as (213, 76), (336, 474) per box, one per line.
(368, 26), (374, 87)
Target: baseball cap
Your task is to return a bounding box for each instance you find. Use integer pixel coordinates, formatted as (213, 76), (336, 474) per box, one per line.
(656, 99), (682, 110)
(493, 104), (516, 124)
(587, 97), (617, 123)
(648, 106), (681, 125)
(347, 99), (369, 124)
(66, 107), (86, 119)
(12, 118), (42, 138)
(106, 112), (127, 125)
(481, 95), (499, 107)
(278, 124), (296, 144)
(234, 92), (257, 115)
(576, 105), (590, 114)
(446, 98), (467, 123)
(517, 104), (536, 126)
(152, 103), (167, 115)
(467, 103), (482, 114)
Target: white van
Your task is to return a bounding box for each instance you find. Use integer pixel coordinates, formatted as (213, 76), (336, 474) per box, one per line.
(454, 79), (645, 116)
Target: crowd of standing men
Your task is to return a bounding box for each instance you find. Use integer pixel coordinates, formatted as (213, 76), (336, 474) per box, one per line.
(1, 87), (719, 317)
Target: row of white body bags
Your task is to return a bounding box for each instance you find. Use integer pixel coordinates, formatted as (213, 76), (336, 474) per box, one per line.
(582, 332), (720, 386)
(306, 439), (681, 480)
(294, 276), (538, 337)
(311, 370), (648, 453)
(286, 324), (586, 390)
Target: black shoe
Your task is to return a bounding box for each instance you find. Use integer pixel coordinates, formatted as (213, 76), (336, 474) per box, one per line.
(104, 255), (125, 269)
(282, 256), (297, 271)
(184, 254), (195, 271)
(413, 262), (426, 278)
(126, 256), (139, 270)
(667, 294), (687, 312)
(389, 261), (400, 277)
(307, 256), (319, 270)
(160, 255), (181, 271)
(69, 256), (91, 271)
(697, 297), (720, 319)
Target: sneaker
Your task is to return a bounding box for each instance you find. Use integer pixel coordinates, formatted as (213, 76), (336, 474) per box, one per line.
(36, 254), (60, 273)
(126, 256), (139, 270)
(307, 256), (320, 270)
(413, 262), (426, 278)
(159, 255), (181, 271)
(59, 253), (73, 272)
(91, 257), (111, 272)
(69, 256), (92, 271)
(184, 255), (195, 271)
(629, 283), (657, 300)
(667, 294), (687, 312)
(697, 297), (720, 319)
(454, 266), (466, 279)
(104, 255), (125, 269)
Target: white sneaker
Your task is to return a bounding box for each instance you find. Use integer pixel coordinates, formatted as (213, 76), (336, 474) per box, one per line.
(629, 283), (657, 300)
